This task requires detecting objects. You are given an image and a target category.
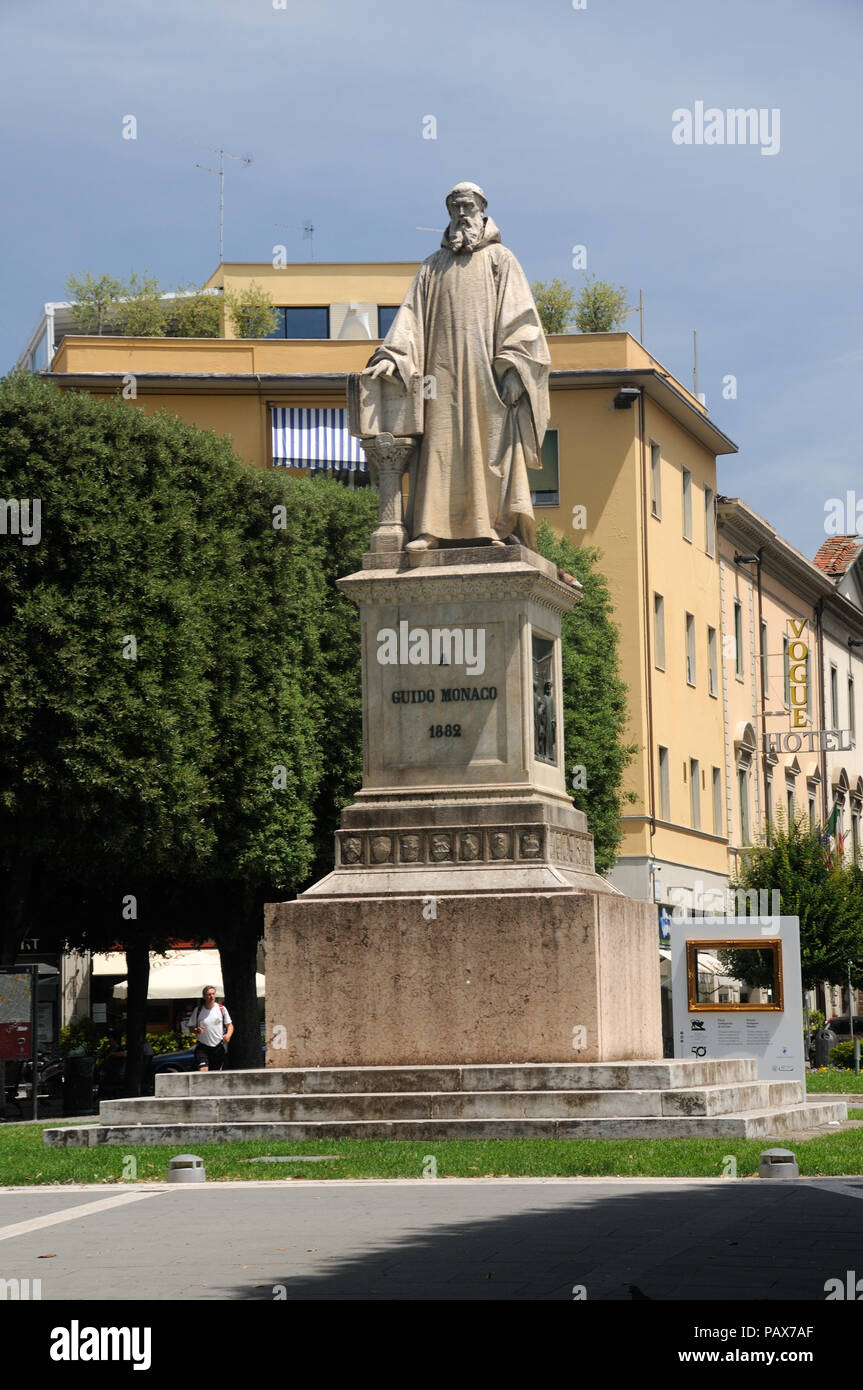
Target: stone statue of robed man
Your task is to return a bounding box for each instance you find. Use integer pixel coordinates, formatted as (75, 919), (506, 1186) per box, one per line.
(363, 181), (550, 552)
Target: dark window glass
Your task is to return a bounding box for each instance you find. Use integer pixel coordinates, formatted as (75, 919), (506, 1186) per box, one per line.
(378, 306), (400, 338)
(284, 307), (329, 339)
(264, 307), (287, 339)
(531, 430), (559, 506)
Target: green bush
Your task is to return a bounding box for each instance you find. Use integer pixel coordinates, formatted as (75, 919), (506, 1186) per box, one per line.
(827, 1041), (859, 1070)
(58, 1022), (193, 1057)
(58, 1019), (110, 1058)
(148, 1031), (195, 1054)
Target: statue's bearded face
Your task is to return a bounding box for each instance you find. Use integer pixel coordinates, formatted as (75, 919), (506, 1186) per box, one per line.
(446, 194), (485, 253)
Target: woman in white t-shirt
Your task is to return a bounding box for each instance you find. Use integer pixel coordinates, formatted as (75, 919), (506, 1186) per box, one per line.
(190, 985), (234, 1072)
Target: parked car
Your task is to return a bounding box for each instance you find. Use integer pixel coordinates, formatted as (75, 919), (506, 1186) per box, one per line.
(825, 1015), (863, 1038)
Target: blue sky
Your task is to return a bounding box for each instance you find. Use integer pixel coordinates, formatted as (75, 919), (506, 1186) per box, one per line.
(1, 0), (860, 559)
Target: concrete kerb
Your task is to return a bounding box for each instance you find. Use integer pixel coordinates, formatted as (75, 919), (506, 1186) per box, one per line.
(2, 1174), (863, 1192)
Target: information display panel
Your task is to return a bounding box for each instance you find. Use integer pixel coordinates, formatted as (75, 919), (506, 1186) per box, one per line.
(671, 917), (803, 1084)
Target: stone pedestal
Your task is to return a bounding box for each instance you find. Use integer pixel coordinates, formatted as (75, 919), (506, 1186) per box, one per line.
(265, 889), (661, 1067)
(264, 543), (664, 1068)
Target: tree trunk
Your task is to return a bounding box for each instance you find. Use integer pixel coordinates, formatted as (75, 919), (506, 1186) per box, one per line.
(0, 861), (34, 1117)
(124, 942), (150, 1097)
(218, 928), (261, 1071)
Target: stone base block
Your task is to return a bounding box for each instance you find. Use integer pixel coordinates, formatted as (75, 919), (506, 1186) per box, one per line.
(264, 889), (662, 1067)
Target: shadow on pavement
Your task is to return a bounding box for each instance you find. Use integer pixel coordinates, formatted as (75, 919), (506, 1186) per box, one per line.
(231, 1179), (863, 1301)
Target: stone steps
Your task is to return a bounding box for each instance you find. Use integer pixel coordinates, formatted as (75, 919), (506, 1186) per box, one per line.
(97, 1080), (803, 1125)
(44, 1100), (846, 1146)
(42, 1058), (849, 1147)
(152, 1059), (761, 1096)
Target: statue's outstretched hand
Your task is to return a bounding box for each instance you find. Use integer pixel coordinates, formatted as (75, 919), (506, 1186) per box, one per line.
(499, 367), (524, 406)
(364, 359), (396, 381)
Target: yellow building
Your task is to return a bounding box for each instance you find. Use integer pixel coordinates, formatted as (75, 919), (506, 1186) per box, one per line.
(717, 500), (863, 1021)
(33, 261), (738, 912)
(718, 500), (863, 860)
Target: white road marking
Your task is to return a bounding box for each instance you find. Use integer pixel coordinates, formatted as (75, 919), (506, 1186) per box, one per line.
(0, 1190), (158, 1243)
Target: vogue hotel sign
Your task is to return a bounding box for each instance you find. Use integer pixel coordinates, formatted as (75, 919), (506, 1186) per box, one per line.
(763, 619), (855, 754)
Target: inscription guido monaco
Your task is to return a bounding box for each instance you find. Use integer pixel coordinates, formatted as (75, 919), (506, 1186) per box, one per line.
(391, 685), (498, 704)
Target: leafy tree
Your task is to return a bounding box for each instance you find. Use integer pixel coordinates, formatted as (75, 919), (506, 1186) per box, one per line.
(113, 270), (165, 337)
(64, 271), (125, 335)
(721, 819), (863, 990)
(0, 371), (232, 1089)
(530, 279), (577, 335)
(573, 275), (630, 333)
(535, 525), (636, 874)
(0, 372), (377, 1086)
(224, 281), (279, 339)
(165, 284), (222, 338)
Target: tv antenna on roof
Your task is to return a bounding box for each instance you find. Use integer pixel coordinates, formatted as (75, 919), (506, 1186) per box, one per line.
(195, 148), (253, 263)
(277, 223), (316, 261)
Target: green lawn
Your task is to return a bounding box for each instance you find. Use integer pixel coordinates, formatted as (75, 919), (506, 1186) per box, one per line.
(1, 1123), (862, 1184)
(806, 1071), (863, 1093)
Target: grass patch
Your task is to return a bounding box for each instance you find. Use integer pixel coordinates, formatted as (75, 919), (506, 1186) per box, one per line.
(1, 1125), (863, 1184)
(807, 1072), (863, 1093)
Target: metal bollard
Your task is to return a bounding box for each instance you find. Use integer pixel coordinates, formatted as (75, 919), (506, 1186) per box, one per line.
(167, 1153), (206, 1183)
(758, 1147), (799, 1180)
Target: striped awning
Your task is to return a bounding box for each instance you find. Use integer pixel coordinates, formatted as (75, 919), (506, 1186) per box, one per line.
(272, 407), (368, 473)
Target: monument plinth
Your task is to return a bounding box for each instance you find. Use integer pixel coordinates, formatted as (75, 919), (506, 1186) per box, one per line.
(265, 541), (662, 1066)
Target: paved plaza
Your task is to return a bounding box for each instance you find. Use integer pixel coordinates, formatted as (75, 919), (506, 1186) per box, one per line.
(1, 1176), (862, 1300)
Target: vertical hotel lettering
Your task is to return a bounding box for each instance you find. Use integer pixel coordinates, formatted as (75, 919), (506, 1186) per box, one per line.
(788, 619), (808, 728)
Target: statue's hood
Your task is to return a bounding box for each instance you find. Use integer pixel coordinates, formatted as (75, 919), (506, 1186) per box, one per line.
(440, 216), (501, 253)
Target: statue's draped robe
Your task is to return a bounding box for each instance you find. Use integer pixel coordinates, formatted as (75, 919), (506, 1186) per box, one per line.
(369, 219), (550, 546)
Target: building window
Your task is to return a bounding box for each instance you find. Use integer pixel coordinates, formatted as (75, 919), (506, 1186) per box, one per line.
(831, 664), (839, 727)
(682, 468), (692, 541)
(377, 306), (400, 337)
(530, 430), (559, 507)
(650, 443), (661, 518)
(690, 758), (701, 829)
(286, 306), (329, 339)
(265, 306), (331, 339)
(271, 406), (368, 478)
(738, 766), (750, 843)
(786, 785), (795, 825)
(849, 675), (856, 737)
(705, 485), (715, 557)
(809, 790), (817, 828)
(712, 766), (723, 835)
(734, 600), (743, 679)
(708, 626), (718, 697)
(685, 612), (696, 686)
(853, 809), (860, 861)
(658, 745), (670, 820)
(654, 594), (666, 670)
(765, 775), (774, 836)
